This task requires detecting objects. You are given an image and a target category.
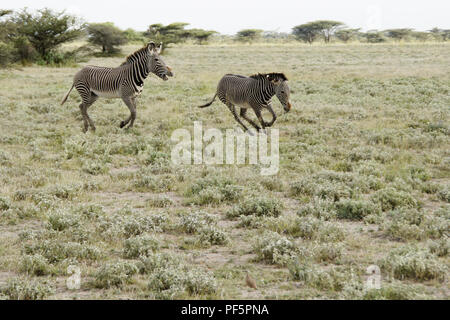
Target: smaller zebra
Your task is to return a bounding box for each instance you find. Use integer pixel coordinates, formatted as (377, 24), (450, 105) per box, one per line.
(198, 73), (291, 132)
(61, 42), (173, 132)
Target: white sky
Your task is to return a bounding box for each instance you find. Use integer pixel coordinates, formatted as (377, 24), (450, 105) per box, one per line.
(3, 0), (449, 34)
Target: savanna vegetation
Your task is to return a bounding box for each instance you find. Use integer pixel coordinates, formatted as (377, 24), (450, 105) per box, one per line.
(0, 7), (448, 300)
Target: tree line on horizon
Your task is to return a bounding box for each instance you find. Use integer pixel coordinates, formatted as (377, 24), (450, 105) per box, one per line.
(1, 8), (449, 67)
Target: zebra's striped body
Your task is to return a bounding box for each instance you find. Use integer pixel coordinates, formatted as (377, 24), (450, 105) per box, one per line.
(199, 73), (291, 132)
(61, 42), (173, 132)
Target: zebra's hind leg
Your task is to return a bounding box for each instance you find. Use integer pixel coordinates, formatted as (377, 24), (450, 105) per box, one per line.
(79, 93), (98, 133)
(226, 103), (249, 132)
(240, 108), (261, 131)
(84, 93), (98, 132)
(79, 103), (89, 133)
(121, 96), (137, 129)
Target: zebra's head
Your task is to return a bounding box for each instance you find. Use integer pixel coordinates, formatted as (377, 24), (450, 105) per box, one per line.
(267, 73), (291, 112)
(148, 42), (173, 81)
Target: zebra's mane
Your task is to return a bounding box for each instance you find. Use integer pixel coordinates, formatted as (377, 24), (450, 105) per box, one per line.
(249, 73), (288, 81)
(120, 44), (150, 66)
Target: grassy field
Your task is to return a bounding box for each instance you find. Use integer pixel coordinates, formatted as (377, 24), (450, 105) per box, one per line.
(0, 42), (448, 299)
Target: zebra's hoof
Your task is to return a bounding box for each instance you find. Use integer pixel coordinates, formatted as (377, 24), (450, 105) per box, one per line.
(120, 121), (126, 128)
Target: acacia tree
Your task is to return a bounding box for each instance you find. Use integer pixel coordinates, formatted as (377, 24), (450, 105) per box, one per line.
(144, 22), (190, 53)
(236, 29), (263, 43)
(384, 28), (413, 41)
(314, 20), (345, 42)
(87, 22), (128, 53)
(335, 28), (360, 43)
(188, 29), (217, 44)
(293, 20), (344, 43)
(362, 30), (386, 43)
(292, 23), (320, 44)
(12, 8), (84, 62)
(429, 28), (450, 41)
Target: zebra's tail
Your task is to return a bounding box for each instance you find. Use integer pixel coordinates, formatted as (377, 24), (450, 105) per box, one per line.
(198, 93), (217, 108)
(61, 84), (74, 105)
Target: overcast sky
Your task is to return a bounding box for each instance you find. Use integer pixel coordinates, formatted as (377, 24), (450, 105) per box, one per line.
(3, 0), (449, 34)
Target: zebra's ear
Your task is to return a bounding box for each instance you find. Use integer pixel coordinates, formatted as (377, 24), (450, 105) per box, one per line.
(148, 42), (156, 52)
(267, 74), (281, 85)
(157, 42), (163, 54)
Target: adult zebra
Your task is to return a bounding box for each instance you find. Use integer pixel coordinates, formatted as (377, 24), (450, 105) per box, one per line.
(198, 73), (291, 132)
(61, 42), (173, 132)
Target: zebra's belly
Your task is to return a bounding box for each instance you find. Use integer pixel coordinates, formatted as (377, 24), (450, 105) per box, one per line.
(228, 97), (252, 109)
(91, 90), (120, 98)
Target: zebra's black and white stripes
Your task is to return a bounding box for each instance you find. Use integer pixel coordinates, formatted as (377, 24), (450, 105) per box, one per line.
(199, 73), (291, 132)
(61, 42), (173, 132)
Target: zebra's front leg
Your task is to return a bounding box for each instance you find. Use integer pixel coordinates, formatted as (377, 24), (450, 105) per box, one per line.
(227, 103), (249, 132)
(263, 104), (277, 127)
(240, 108), (261, 131)
(121, 96), (137, 129)
(253, 107), (266, 133)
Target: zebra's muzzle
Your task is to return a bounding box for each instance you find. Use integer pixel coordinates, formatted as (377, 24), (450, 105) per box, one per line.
(284, 102), (292, 112)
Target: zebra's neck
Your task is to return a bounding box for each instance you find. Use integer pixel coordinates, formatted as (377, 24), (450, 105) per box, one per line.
(124, 53), (151, 89)
(260, 80), (276, 103)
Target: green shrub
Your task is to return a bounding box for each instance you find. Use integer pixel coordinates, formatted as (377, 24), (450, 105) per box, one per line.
(290, 216), (345, 242)
(428, 238), (449, 257)
(379, 246), (446, 281)
(123, 235), (160, 258)
(198, 226), (229, 246)
(20, 254), (52, 276)
(46, 211), (80, 231)
(1, 278), (54, 300)
(227, 197), (283, 218)
(147, 263), (217, 299)
(297, 198), (336, 221)
(93, 261), (138, 288)
(371, 187), (419, 211)
(311, 243), (343, 262)
(253, 231), (297, 265)
(437, 184), (450, 202)
(146, 195), (174, 208)
(177, 211), (216, 234)
(288, 261), (345, 291)
(24, 240), (102, 263)
(186, 176), (242, 205)
(335, 199), (381, 220)
(0, 196), (11, 211)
